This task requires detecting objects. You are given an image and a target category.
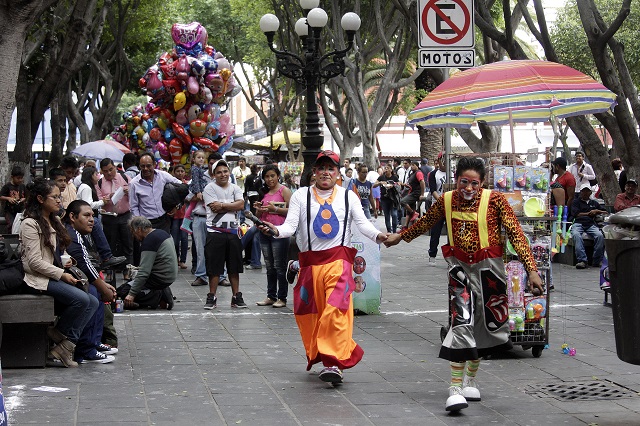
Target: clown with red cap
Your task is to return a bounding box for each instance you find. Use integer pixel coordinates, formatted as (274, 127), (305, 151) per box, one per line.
(258, 150), (388, 384)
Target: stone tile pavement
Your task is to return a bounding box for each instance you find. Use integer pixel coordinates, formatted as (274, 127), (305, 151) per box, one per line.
(3, 221), (640, 425)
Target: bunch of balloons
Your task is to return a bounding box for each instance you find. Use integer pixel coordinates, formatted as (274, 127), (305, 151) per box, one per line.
(112, 22), (239, 167)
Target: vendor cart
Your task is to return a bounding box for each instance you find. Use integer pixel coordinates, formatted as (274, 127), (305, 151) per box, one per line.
(505, 217), (554, 357)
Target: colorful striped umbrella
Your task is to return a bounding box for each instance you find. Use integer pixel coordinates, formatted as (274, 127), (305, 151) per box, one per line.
(407, 60), (616, 131)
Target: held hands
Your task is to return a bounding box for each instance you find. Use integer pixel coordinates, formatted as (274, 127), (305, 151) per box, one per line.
(383, 233), (402, 247)
(375, 233), (390, 244)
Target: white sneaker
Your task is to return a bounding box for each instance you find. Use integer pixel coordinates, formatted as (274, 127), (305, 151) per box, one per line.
(429, 257), (436, 266)
(445, 386), (468, 411)
(462, 377), (481, 401)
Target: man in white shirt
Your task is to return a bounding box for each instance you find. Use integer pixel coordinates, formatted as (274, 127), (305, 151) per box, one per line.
(232, 157), (251, 222)
(258, 150), (388, 384)
(340, 158), (355, 181)
(569, 152), (596, 193)
(202, 160), (247, 310)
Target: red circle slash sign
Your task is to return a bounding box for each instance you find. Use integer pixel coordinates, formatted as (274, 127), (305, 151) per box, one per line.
(422, 0), (471, 45)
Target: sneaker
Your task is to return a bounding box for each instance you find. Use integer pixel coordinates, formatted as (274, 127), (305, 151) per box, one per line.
(231, 292), (248, 308)
(79, 351), (115, 364)
(245, 264), (262, 270)
(319, 366), (343, 383)
(180, 218), (193, 235)
(575, 261), (587, 269)
(445, 386), (468, 411)
(410, 211), (419, 223)
(286, 260), (299, 285)
(462, 377), (481, 401)
(219, 278), (231, 287)
(96, 343), (118, 355)
(204, 293), (217, 310)
(256, 298), (275, 306)
(429, 257), (436, 266)
(272, 299), (286, 308)
(101, 256), (127, 269)
(191, 277), (207, 287)
(178, 262), (188, 269)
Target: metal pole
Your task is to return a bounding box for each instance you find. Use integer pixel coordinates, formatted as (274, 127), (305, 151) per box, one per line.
(299, 28), (324, 187)
(443, 68), (451, 184)
(269, 102), (274, 160)
(41, 118), (47, 178)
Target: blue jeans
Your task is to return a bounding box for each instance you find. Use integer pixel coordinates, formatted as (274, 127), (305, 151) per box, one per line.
(241, 225), (262, 267)
(380, 197), (398, 233)
(571, 222), (604, 264)
(75, 284), (104, 359)
(429, 218), (446, 258)
(46, 279), (100, 343)
(260, 234), (290, 301)
(192, 215), (208, 280)
(361, 200), (372, 219)
(171, 217), (189, 263)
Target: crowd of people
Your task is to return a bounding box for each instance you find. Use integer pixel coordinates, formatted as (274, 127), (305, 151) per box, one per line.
(1, 147), (637, 412)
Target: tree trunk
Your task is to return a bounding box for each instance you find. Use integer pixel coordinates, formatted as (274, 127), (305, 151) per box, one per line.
(12, 0), (106, 168)
(0, 0), (56, 181)
(418, 127), (444, 164)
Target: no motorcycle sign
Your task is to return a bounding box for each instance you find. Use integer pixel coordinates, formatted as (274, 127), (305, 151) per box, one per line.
(418, 0), (475, 68)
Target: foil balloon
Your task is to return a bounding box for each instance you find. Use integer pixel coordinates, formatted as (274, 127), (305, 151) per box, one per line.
(146, 66), (163, 91)
(176, 54), (191, 81)
(193, 137), (219, 151)
(172, 122), (192, 146)
(168, 138), (183, 165)
(175, 109), (188, 125)
(149, 127), (162, 141)
(171, 22), (208, 50)
(156, 117), (168, 131)
(187, 104), (201, 122)
(187, 75), (200, 95)
(191, 59), (205, 76)
(189, 119), (207, 137)
(156, 141), (170, 161)
(218, 136), (233, 155)
(174, 91), (187, 111)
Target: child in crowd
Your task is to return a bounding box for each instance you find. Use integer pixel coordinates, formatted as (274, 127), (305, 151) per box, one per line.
(180, 151), (207, 234)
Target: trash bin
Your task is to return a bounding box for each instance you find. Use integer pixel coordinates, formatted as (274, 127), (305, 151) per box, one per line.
(605, 239), (640, 365)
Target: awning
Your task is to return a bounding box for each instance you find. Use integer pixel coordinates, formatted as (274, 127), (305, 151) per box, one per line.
(252, 131), (301, 149)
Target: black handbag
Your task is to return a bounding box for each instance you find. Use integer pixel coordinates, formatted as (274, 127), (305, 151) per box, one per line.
(65, 265), (89, 292)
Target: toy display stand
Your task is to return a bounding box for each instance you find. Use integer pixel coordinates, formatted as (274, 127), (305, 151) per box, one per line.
(507, 216), (554, 358)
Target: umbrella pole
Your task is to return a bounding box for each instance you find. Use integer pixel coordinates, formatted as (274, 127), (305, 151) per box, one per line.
(509, 108), (517, 165)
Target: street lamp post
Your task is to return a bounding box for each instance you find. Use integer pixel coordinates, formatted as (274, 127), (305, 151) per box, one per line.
(260, 1), (360, 186)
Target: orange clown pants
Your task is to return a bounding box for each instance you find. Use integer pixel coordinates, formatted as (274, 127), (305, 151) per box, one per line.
(295, 245), (364, 371)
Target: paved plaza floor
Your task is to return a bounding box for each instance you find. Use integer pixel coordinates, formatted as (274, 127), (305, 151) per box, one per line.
(3, 223), (640, 425)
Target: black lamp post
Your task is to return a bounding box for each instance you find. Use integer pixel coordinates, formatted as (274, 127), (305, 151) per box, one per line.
(260, 1), (360, 186)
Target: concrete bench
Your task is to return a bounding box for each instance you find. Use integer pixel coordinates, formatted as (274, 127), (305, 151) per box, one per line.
(0, 234), (56, 368)
(553, 232), (595, 266)
(0, 294), (55, 368)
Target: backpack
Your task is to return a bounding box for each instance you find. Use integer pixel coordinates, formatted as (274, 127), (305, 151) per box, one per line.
(98, 170), (129, 190)
(162, 182), (190, 212)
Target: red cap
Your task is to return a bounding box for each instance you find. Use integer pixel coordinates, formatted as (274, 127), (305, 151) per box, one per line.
(315, 150), (340, 166)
